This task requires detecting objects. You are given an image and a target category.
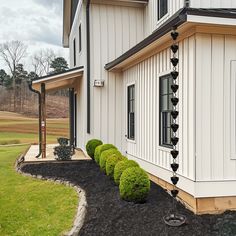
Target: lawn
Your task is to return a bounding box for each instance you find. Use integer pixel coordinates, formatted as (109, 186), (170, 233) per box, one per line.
(0, 111), (69, 145)
(0, 145), (78, 236)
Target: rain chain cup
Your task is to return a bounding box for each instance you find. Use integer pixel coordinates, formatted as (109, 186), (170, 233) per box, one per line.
(163, 28), (186, 227)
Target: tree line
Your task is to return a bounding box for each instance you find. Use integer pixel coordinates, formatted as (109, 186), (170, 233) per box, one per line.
(0, 40), (69, 117)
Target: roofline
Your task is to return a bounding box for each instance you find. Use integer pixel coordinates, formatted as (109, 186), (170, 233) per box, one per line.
(32, 66), (84, 83)
(105, 8), (236, 71)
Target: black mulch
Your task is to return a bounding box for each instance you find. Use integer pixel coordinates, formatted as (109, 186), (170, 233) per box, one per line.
(21, 161), (236, 236)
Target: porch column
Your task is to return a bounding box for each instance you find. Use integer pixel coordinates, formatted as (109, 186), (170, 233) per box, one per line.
(69, 88), (75, 150)
(41, 83), (46, 159)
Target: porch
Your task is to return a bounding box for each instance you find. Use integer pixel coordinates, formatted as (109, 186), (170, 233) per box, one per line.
(24, 144), (90, 163)
(29, 67), (84, 159)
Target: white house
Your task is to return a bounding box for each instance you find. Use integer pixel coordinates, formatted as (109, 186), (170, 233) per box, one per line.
(32, 0), (236, 214)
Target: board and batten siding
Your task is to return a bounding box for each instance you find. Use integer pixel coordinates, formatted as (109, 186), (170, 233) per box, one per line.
(144, 0), (185, 36)
(123, 35), (196, 182)
(76, 3), (144, 150)
(195, 33), (236, 182)
(190, 0), (236, 8)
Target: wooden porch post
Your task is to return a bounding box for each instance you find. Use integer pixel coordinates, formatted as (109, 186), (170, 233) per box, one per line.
(41, 83), (46, 159)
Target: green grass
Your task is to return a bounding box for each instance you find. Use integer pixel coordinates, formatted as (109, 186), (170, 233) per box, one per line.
(0, 146), (78, 236)
(0, 112), (69, 145)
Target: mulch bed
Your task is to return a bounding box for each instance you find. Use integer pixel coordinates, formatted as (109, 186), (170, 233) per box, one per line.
(21, 160), (236, 236)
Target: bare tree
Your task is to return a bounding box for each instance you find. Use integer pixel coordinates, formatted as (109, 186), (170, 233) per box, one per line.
(31, 49), (56, 76)
(0, 41), (27, 76)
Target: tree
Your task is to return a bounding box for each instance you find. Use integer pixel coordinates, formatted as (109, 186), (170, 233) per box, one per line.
(0, 69), (7, 85)
(0, 41), (27, 77)
(28, 71), (38, 81)
(31, 49), (56, 76)
(0, 69), (12, 89)
(50, 57), (69, 73)
(14, 64), (28, 85)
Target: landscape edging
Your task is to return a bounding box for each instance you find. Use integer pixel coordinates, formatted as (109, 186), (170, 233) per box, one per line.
(15, 157), (87, 236)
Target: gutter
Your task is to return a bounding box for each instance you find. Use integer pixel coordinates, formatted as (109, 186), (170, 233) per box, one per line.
(28, 80), (42, 158)
(86, 0), (91, 134)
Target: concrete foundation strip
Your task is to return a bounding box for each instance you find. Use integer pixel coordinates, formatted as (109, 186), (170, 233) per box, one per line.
(15, 156), (87, 236)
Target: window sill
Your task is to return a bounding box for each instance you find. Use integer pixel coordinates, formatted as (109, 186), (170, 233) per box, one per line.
(156, 13), (170, 29)
(126, 138), (136, 144)
(158, 145), (173, 152)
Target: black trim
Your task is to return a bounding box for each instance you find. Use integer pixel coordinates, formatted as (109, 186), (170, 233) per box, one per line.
(28, 80), (42, 158)
(32, 66), (84, 81)
(69, 88), (75, 149)
(73, 38), (77, 66)
(105, 7), (236, 71)
(86, 0), (91, 134)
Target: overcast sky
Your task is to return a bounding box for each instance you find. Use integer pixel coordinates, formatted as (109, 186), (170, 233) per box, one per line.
(0, 0), (69, 72)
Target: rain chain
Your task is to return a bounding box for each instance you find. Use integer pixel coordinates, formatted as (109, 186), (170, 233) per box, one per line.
(164, 28), (186, 227)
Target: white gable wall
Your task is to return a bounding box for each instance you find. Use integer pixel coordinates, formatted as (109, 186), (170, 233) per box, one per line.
(122, 35), (196, 194)
(190, 0), (236, 8)
(195, 33), (236, 182)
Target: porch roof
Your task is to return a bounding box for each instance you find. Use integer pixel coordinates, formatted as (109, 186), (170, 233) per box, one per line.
(32, 66), (84, 92)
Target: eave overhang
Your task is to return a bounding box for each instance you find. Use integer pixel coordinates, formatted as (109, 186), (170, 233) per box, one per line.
(32, 66), (84, 92)
(105, 8), (236, 71)
(63, 0), (72, 48)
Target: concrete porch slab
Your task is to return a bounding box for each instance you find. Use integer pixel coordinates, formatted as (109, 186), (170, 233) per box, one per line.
(24, 144), (90, 162)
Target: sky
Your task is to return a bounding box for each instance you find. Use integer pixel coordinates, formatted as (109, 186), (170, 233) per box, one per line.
(0, 0), (69, 72)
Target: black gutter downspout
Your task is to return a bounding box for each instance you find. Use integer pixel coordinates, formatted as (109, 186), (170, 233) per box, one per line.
(28, 80), (42, 158)
(69, 88), (75, 151)
(86, 0), (91, 134)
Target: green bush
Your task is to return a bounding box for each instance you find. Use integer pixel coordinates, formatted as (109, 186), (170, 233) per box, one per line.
(86, 139), (103, 160)
(94, 144), (117, 164)
(99, 149), (121, 172)
(119, 167), (150, 203)
(106, 155), (126, 177)
(114, 160), (139, 185)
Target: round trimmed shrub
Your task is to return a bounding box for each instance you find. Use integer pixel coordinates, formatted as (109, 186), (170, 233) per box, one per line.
(119, 167), (150, 203)
(94, 144), (117, 164)
(106, 155), (126, 177)
(99, 149), (121, 172)
(86, 139), (103, 160)
(114, 160), (139, 185)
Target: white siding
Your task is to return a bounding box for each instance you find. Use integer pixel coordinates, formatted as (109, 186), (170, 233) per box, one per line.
(144, 0), (185, 36)
(75, 3), (144, 151)
(190, 0), (236, 8)
(195, 33), (236, 181)
(123, 36), (196, 181)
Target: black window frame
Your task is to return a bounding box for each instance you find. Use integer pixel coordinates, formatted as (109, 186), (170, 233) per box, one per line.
(159, 74), (173, 148)
(79, 24), (82, 53)
(158, 0), (168, 21)
(73, 38), (76, 66)
(127, 84), (135, 140)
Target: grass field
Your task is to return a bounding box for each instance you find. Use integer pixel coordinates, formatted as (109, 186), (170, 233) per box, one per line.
(0, 111), (69, 145)
(0, 145), (78, 236)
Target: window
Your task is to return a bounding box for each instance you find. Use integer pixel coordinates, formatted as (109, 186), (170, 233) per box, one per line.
(79, 24), (82, 53)
(73, 38), (76, 66)
(158, 0), (168, 20)
(127, 84), (135, 140)
(160, 74), (173, 148)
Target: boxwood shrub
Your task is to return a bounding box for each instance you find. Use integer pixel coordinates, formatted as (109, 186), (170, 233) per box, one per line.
(94, 144), (117, 165)
(119, 167), (150, 203)
(86, 139), (103, 160)
(114, 160), (139, 185)
(99, 149), (121, 172)
(106, 155), (127, 177)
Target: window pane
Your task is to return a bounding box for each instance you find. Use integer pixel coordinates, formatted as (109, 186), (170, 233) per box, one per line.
(128, 85), (135, 140)
(161, 78), (168, 95)
(161, 95), (168, 111)
(159, 0), (168, 19)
